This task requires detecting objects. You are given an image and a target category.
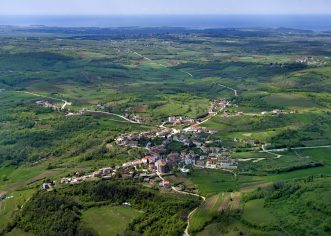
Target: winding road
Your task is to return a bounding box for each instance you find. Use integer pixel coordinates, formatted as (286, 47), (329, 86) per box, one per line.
(264, 145), (331, 152)
(261, 144), (283, 158)
(183, 208), (199, 236)
(16, 91), (143, 125)
(84, 110), (141, 124)
(156, 172), (205, 236)
(216, 83), (238, 97)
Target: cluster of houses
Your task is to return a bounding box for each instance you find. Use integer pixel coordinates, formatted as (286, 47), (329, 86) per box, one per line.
(61, 167), (114, 185)
(41, 182), (54, 191)
(56, 116), (238, 190)
(36, 100), (59, 110)
(116, 127), (183, 148)
(164, 99), (230, 127)
(295, 56), (316, 64)
(262, 109), (297, 116)
(209, 99), (230, 113)
(119, 144), (237, 178)
(198, 152), (237, 169)
(220, 109), (297, 118)
(116, 130), (159, 147)
(117, 123), (237, 175)
(65, 110), (85, 117)
(270, 58), (323, 67)
(183, 124), (207, 133)
(167, 116), (196, 126)
(59, 163), (168, 188)
(125, 113), (143, 123)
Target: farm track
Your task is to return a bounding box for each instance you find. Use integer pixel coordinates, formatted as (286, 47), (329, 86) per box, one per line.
(16, 91), (72, 110)
(131, 50), (194, 78)
(266, 145), (331, 152)
(202, 194), (219, 209)
(217, 84), (238, 97)
(261, 144), (331, 159)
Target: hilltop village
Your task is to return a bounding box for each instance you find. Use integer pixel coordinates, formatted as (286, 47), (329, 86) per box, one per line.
(54, 96), (296, 190)
(36, 94), (298, 192)
(117, 125), (237, 170)
(60, 125), (237, 190)
(58, 99), (238, 190)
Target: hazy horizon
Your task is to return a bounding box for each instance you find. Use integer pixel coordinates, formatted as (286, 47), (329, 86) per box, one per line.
(1, 1), (331, 31)
(1, 0), (331, 15)
(1, 15), (331, 31)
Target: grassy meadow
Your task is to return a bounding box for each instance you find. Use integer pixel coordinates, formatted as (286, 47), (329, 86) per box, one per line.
(81, 205), (142, 236)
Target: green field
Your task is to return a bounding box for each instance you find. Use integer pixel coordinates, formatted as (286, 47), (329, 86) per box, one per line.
(298, 147), (331, 164)
(6, 228), (33, 236)
(189, 193), (225, 233)
(238, 165), (331, 189)
(188, 169), (238, 196)
(263, 93), (319, 109)
(196, 220), (283, 236)
(81, 205), (142, 236)
(0, 188), (35, 228)
(242, 199), (277, 226)
(197, 176), (331, 235)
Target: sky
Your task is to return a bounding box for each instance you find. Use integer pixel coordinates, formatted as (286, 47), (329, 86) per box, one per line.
(1, 0), (331, 15)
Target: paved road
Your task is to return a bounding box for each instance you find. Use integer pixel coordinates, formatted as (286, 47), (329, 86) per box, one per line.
(61, 101), (72, 110)
(265, 145), (331, 152)
(85, 110), (141, 124)
(260, 144), (331, 159)
(156, 172), (205, 236)
(197, 103), (228, 125)
(261, 144), (282, 158)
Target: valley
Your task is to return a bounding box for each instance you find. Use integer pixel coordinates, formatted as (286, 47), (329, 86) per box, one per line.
(0, 26), (331, 236)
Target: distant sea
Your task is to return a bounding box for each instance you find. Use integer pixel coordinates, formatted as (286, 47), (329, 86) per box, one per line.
(1, 15), (331, 31)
